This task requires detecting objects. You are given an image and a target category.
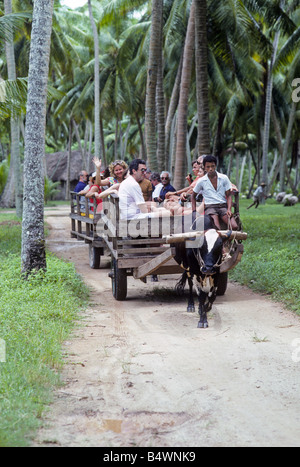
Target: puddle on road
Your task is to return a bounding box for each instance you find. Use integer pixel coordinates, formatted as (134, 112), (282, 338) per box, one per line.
(99, 412), (190, 436)
(102, 419), (122, 433)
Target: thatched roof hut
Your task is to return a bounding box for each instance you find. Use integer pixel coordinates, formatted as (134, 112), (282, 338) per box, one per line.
(44, 151), (91, 200)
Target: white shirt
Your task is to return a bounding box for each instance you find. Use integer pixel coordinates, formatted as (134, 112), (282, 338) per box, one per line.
(152, 182), (163, 199)
(119, 175), (146, 219)
(193, 172), (232, 205)
(253, 186), (264, 198)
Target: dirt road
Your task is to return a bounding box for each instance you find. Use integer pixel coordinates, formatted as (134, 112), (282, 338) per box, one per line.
(34, 206), (300, 447)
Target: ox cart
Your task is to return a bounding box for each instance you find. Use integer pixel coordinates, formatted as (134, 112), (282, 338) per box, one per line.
(69, 192), (247, 302)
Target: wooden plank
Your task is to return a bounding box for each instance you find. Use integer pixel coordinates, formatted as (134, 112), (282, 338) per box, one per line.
(118, 246), (169, 256)
(133, 248), (175, 279)
(118, 256), (180, 269)
(154, 264), (183, 275)
(117, 238), (165, 246)
(70, 230), (106, 247)
(118, 256), (156, 268)
(101, 235), (117, 259)
(69, 213), (95, 225)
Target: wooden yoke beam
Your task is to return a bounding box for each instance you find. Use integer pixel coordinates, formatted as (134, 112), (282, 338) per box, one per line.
(163, 230), (248, 244)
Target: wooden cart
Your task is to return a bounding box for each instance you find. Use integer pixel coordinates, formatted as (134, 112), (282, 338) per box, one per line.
(70, 192), (246, 300)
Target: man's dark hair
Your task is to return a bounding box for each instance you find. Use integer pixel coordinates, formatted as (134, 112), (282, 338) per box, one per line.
(129, 158), (146, 174)
(203, 155), (217, 166)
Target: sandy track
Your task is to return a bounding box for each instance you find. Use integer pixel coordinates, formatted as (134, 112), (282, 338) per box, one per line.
(34, 207), (300, 447)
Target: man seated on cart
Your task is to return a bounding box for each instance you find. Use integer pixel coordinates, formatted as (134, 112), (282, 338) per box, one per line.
(119, 158), (207, 221)
(119, 159), (172, 219)
(191, 155), (238, 231)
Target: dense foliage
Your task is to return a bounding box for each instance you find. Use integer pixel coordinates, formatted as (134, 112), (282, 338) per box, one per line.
(0, 0), (299, 195)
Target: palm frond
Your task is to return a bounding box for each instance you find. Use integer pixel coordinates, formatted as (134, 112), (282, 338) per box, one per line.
(274, 25), (300, 69)
(0, 12), (31, 42)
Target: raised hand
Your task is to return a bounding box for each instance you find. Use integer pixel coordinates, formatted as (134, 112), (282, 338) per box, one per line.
(92, 157), (102, 169)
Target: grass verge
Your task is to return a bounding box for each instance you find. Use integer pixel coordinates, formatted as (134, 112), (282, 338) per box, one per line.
(230, 199), (300, 315)
(0, 214), (89, 447)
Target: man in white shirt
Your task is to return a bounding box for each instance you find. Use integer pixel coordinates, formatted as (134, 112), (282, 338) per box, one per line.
(118, 159), (149, 219)
(192, 155), (238, 230)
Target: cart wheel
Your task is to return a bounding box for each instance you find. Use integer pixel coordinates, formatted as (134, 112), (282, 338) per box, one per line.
(111, 259), (127, 300)
(89, 245), (101, 269)
(216, 272), (228, 296)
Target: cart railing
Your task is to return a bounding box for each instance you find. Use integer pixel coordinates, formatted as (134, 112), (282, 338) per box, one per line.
(70, 190), (243, 244)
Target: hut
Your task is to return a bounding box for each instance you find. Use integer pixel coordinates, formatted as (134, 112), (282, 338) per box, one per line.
(44, 151), (91, 200)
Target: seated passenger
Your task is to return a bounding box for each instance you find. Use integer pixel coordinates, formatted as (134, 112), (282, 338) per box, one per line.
(150, 172), (163, 199)
(81, 173), (102, 213)
(153, 171), (176, 204)
(74, 170), (88, 193)
(139, 176), (153, 202)
(165, 160), (205, 203)
(93, 157), (128, 188)
(118, 159), (171, 220)
(186, 159), (202, 185)
(192, 155), (238, 230)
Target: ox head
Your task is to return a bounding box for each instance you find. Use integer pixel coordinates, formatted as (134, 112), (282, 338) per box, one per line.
(197, 229), (223, 275)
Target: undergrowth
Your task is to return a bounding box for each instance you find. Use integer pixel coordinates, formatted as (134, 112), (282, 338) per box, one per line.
(230, 200), (300, 314)
(0, 214), (89, 447)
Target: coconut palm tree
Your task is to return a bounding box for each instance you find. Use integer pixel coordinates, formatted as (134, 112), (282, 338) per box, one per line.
(145, 0), (163, 171)
(21, 0), (54, 276)
(0, 5), (30, 210)
(173, 0), (195, 189)
(88, 0), (101, 164)
(195, 0), (210, 156)
(4, 0), (22, 217)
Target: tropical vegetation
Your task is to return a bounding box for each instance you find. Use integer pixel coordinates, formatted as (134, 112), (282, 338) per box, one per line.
(0, 0), (298, 200)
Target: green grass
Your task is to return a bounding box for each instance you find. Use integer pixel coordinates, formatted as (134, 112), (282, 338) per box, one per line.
(0, 214), (89, 447)
(230, 199), (300, 314)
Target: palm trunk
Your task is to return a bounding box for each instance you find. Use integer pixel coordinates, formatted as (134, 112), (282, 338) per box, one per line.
(279, 101), (296, 191)
(165, 53), (183, 171)
(145, 0), (163, 171)
(88, 0), (101, 161)
(73, 118), (87, 169)
(136, 113), (146, 160)
(100, 118), (106, 167)
(114, 116), (119, 160)
(4, 0), (22, 217)
(66, 121), (72, 201)
(174, 0), (195, 189)
(156, 34), (165, 172)
(21, 0), (54, 276)
(194, 0), (210, 155)
(271, 99), (298, 195)
(262, 3), (283, 186)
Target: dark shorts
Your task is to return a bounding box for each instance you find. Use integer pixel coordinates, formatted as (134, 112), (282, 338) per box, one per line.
(205, 204), (228, 217)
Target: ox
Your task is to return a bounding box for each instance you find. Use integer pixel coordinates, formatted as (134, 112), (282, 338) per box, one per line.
(174, 216), (229, 328)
